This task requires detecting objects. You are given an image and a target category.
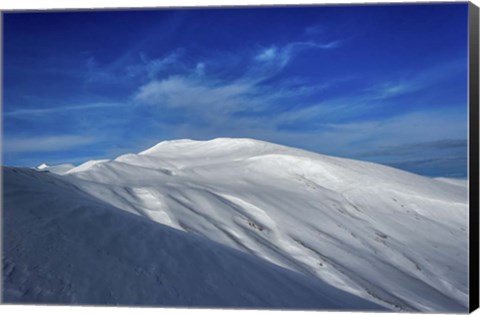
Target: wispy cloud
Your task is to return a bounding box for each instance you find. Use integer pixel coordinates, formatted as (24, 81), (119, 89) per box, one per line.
(359, 139), (467, 157)
(364, 58), (467, 101)
(355, 137), (468, 177)
(254, 40), (341, 68)
(4, 102), (121, 117)
(134, 76), (253, 114)
(194, 62), (206, 76)
(127, 50), (184, 80)
(84, 50), (184, 87)
(134, 37), (344, 116)
(3, 135), (97, 153)
(386, 156), (467, 178)
(255, 47), (278, 62)
(365, 82), (416, 100)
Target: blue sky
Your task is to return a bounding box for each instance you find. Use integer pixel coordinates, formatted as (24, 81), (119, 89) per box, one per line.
(3, 3), (469, 177)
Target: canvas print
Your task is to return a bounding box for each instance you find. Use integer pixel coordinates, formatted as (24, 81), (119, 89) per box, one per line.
(2, 2), (477, 312)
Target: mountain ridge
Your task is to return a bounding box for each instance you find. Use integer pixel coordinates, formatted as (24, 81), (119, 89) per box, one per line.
(24, 138), (468, 311)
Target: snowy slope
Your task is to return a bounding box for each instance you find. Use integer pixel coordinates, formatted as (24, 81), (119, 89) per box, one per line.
(434, 177), (468, 188)
(65, 159), (109, 174)
(3, 167), (384, 310)
(8, 138), (468, 311)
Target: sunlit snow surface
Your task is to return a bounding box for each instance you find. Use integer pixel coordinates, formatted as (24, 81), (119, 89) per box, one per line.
(4, 138), (468, 311)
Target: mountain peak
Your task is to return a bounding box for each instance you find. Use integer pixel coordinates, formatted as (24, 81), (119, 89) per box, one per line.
(139, 137), (271, 156)
(36, 163), (50, 170)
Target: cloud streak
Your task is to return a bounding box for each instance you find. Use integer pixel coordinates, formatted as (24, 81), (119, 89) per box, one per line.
(84, 50), (185, 88)
(134, 76), (254, 114)
(359, 139), (467, 157)
(3, 135), (97, 153)
(254, 40), (341, 69)
(4, 102), (121, 117)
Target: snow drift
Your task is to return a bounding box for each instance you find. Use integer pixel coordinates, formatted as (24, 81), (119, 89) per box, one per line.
(3, 138), (469, 311)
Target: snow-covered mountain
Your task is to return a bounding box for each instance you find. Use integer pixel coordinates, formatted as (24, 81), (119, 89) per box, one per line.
(4, 138), (469, 311)
(3, 167), (382, 309)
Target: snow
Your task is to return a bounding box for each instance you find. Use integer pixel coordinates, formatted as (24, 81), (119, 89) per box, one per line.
(5, 138), (469, 311)
(3, 167), (383, 310)
(36, 163), (49, 169)
(434, 177), (468, 188)
(65, 159), (109, 174)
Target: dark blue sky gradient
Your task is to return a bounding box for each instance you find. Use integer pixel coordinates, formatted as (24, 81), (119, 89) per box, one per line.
(3, 3), (469, 177)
